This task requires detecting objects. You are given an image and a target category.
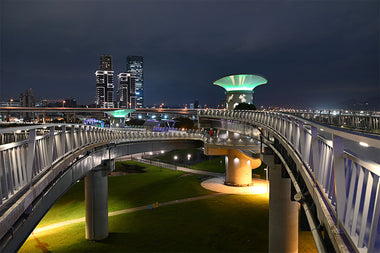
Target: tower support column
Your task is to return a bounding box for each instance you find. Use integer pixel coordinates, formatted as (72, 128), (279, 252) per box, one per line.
(225, 149), (253, 186)
(85, 159), (114, 240)
(262, 150), (299, 253)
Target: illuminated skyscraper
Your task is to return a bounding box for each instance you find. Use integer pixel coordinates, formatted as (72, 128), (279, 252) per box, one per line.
(95, 55), (114, 108)
(117, 73), (136, 109)
(126, 56), (143, 108)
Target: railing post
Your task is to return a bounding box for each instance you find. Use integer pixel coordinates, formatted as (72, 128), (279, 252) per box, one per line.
(368, 178), (380, 252)
(47, 126), (55, 165)
(70, 125), (75, 151)
(291, 118), (296, 145)
(26, 129), (36, 188)
(287, 118), (292, 141)
(296, 121), (303, 154)
(58, 125), (66, 156)
(332, 135), (346, 223)
(310, 126), (319, 175)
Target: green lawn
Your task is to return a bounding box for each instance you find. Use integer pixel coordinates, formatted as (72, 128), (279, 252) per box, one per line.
(19, 159), (316, 252)
(154, 148), (267, 178)
(38, 161), (213, 227)
(152, 148), (207, 164)
(20, 194), (270, 252)
(190, 156), (225, 173)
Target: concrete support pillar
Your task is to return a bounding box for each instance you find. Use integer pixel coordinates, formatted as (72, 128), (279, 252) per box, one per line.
(261, 150), (299, 253)
(43, 112), (46, 123)
(225, 149), (260, 186)
(85, 159), (114, 241)
(204, 146), (261, 187)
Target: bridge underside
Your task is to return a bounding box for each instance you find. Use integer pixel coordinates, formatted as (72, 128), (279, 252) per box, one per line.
(0, 139), (202, 252)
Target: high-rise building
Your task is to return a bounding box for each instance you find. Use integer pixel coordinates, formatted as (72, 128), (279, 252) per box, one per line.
(95, 55), (114, 108)
(20, 88), (35, 120)
(126, 56), (143, 108)
(100, 55), (112, 71)
(117, 73), (136, 109)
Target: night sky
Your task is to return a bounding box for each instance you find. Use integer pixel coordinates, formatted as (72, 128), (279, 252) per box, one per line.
(1, 0), (379, 109)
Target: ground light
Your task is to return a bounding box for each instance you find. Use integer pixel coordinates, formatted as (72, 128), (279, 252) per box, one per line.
(202, 177), (269, 195)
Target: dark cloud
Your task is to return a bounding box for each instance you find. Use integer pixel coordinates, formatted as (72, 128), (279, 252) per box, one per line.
(1, 0), (378, 108)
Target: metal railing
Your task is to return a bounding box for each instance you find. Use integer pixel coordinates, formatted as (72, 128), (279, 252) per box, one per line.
(2, 109), (380, 252)
(199, 109), (380, 252)
(0, 124), (205, 210)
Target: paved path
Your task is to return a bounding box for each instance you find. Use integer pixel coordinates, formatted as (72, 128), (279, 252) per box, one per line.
(32, 193), (225, 235)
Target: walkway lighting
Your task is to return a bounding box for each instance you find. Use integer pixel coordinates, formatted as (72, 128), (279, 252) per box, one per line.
(359, 142), (369, 147)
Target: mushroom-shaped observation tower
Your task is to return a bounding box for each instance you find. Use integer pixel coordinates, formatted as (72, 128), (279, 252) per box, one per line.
(214, 74), (267, 110)
(105, 109), (135, 128)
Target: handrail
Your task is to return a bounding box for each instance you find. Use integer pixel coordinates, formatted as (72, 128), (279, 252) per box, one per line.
(199, 109), (380, 252)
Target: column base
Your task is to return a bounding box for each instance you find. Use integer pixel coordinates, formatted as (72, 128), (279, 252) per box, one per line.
(224, 181), (253, 187)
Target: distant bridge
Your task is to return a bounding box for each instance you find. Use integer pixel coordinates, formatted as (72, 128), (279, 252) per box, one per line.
(0, 109), (379, 252)
(0, 107), (197, 122)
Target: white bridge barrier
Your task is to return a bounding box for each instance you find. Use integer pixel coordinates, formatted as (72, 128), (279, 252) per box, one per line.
(1, 109), (380, 252)
(199, 109), (380, 252)
(0, 124), (204, 210)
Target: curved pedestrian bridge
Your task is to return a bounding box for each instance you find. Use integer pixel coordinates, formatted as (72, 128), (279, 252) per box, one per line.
(1, 109), (380, 252)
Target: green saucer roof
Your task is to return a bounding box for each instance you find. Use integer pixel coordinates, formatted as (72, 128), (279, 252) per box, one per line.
(213, 74), (267, 92)
(105, 109), (135, 118)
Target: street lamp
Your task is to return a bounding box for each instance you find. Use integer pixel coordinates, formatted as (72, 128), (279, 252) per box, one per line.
(187, 154), (191, 166)
(173, 155), (178, 170)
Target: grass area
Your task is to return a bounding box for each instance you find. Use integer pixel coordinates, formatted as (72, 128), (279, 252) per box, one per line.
(114, 161), (146, 173)
(190, 156), (225, 173)
(154, 148), (227, 174)
(20, 194), (270, 252)
(20, 159), (317, 252)
(152, 148), (208, 164)
(38, 161), (213, 227)
(154, 148), (267, 179)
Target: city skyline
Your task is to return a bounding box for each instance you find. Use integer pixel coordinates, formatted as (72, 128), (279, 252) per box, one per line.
(1, 0), (378, 109)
